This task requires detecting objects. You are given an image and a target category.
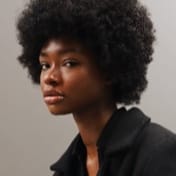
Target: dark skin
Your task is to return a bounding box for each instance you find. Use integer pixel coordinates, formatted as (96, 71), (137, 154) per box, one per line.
(39, 37), (116, 176)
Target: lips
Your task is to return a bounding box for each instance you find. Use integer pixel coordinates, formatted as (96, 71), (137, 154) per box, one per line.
(43, 90), (65, 104)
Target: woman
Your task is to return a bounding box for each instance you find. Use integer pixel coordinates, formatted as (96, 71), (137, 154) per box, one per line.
(16, 0), (176, 175)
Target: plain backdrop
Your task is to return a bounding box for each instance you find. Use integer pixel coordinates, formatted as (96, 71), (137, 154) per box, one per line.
(0, 0), (176, 175)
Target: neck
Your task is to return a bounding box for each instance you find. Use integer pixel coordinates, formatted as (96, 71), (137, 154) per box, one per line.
(73, 103), (117, 156)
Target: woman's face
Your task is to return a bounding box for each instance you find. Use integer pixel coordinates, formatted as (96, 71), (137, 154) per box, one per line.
(39, 38), (111, 115)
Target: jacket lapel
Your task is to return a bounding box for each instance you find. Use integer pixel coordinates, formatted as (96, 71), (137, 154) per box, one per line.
(50, 134), (82, 176)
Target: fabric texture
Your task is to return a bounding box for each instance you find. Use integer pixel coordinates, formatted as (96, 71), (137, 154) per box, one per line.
(50, 107), (176, 176)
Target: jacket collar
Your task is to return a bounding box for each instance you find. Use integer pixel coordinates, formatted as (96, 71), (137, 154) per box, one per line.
(50, 107), (150, 174)
(50, 134), (82, 175)
(97, 107), (150, 155)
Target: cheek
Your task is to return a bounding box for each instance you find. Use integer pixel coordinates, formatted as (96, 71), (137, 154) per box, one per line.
(39, 74), (44, 91)
(64, 71), (103, 97)
(64, 70), (91, 88)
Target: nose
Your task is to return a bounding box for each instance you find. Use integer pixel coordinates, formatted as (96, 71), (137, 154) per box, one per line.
(43, 67), (62, 86)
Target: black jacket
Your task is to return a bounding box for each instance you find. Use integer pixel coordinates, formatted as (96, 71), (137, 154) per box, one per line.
(50, 107), (176, 176)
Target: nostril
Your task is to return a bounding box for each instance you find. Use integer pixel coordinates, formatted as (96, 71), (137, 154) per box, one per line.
(45, 75), (59, 85)
(48, 79), (59, 86)
(44, 70), (61, 86)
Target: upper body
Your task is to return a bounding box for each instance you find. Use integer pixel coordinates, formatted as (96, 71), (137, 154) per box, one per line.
(50, 107), (176, 176)
(16, 0), (175, 176)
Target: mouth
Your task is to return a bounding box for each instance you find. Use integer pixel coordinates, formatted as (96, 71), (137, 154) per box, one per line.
(43, 90), (65, 105)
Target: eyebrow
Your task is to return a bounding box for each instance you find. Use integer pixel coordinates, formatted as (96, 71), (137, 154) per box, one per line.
(40, 48), (82, 57)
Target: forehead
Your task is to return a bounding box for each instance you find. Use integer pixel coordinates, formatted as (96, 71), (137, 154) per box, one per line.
(40, 37), (86, 54)
(39, 37), (98, 67)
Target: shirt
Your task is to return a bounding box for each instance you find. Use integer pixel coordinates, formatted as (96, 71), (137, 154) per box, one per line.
(50, 107), (176, 176)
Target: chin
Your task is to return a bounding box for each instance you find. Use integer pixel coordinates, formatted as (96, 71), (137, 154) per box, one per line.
(47, 106), (71, 115)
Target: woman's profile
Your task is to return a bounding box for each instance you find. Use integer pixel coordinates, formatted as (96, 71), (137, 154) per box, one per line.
(16, 0), (176, 175)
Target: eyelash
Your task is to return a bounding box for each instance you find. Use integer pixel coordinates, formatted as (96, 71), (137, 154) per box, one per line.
(40, 59), (78, 71)
(40, 62), (50, 71)
(63, 59), (78, 67)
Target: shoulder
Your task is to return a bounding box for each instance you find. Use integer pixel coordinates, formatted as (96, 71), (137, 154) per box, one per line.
(141, 122), (176, 149)
(135, 122), (176, 175)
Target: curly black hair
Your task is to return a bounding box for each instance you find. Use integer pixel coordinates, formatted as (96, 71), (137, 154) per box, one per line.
(16, 0), (155, 105)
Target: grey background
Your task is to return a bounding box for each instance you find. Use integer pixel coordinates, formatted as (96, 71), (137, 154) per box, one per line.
(0, 0), (175, 175)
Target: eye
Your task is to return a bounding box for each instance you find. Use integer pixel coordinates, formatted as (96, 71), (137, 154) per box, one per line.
(63, 59), (79, 68)
(40, 62), (50, 71)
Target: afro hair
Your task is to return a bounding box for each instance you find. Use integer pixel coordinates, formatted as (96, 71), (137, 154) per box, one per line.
(16, 0), (155, 105)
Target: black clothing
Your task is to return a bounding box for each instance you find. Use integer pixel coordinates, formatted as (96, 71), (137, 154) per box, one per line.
(50, 107), (176, 176)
